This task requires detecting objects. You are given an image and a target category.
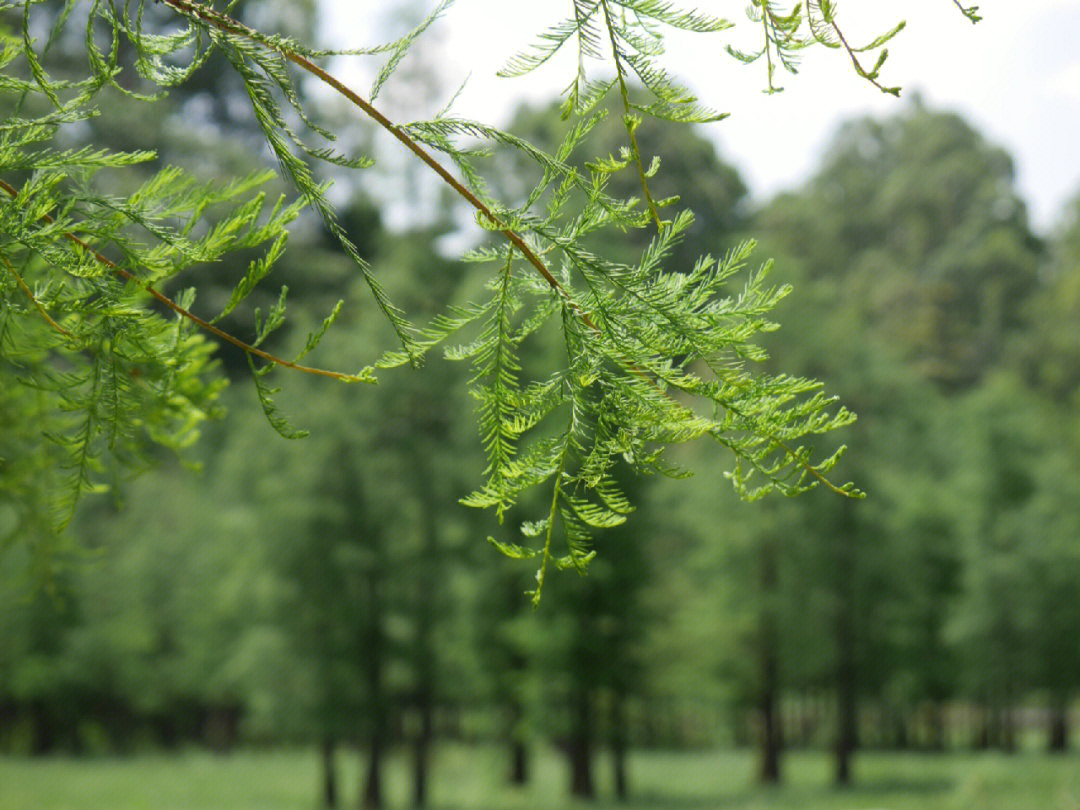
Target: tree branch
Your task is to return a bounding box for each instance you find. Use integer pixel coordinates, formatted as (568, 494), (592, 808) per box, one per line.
(0, 178), (369, 382)
(0, 248), (73, 339)
(825, 15), (900, 97)
(159, 0), (592, 326)
(600, 0), (666, 230)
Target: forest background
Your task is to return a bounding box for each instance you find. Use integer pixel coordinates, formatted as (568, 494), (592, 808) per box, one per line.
(3, 1), (1080, 808)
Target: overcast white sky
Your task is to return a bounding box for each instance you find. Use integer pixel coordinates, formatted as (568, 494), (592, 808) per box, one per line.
(319, 1), (1080, 233)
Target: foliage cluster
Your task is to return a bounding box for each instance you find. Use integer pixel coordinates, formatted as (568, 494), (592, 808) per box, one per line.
(0, 0), (988, 593)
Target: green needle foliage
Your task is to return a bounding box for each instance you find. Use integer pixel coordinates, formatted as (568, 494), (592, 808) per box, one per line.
(0, 0), (979, 598)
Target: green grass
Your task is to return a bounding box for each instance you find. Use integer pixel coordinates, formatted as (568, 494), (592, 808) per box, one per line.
(2, 746), (1080, 810)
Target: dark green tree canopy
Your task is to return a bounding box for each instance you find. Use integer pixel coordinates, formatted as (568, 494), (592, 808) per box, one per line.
(756, 100), (1041, 390)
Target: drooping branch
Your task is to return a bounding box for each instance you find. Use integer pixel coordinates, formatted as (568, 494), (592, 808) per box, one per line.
(159, 0), (589, 324)
(156, 0), (858, 504)
(0, 178), (369, 382)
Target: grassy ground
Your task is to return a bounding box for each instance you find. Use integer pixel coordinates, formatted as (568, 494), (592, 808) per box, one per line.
(2, 745), (1079, 810)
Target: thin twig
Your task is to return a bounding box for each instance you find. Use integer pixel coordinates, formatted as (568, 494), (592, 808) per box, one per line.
(950, 0), (981, 23)
(600, 0), (665, 230)
(0, 178), (367, 382)
(827, 17), (898, 96)
(0, 249), (73, 339)
(760, 2), (779, 93)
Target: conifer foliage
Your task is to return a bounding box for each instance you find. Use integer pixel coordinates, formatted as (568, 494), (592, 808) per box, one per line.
(0, 1), (977, 597)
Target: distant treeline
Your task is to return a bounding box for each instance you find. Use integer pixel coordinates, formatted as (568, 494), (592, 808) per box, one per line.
(3, 2), (1080, 806)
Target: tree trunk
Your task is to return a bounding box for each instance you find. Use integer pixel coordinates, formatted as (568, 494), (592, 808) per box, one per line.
(568, 692), (595, 798)
(568, 738), (594, 798)
(1000, 706), (1016, 753)
(892, 708), (909, 750)
(510, 740), (528, 785)
(758, 537), (782, 784)
(928, 703), (945, 751)
(410, 445), (437, 809)
(987, 704), (1001, 749)
(974, 702), (991, 750)
(834, 598), (857, 786)
(834, 524), (857, 787)
(1049, 698), (1068, 752)
(363, 732), (384, 809)
(506, 680), (529, 785)
(361, 566), (386, 810)
(29, 701), (56, 756)
(761, 694), (782, 783)
(203, 704), (240, 752)
(835, 675), (856, 787)
(503, 568), (529, 788)
(413, 702), (433, 808)
(613, 744), (628, 801)
(796, 694), (816, 748)
(612, 694), (629, 801)
(321, 737), (338, 808)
